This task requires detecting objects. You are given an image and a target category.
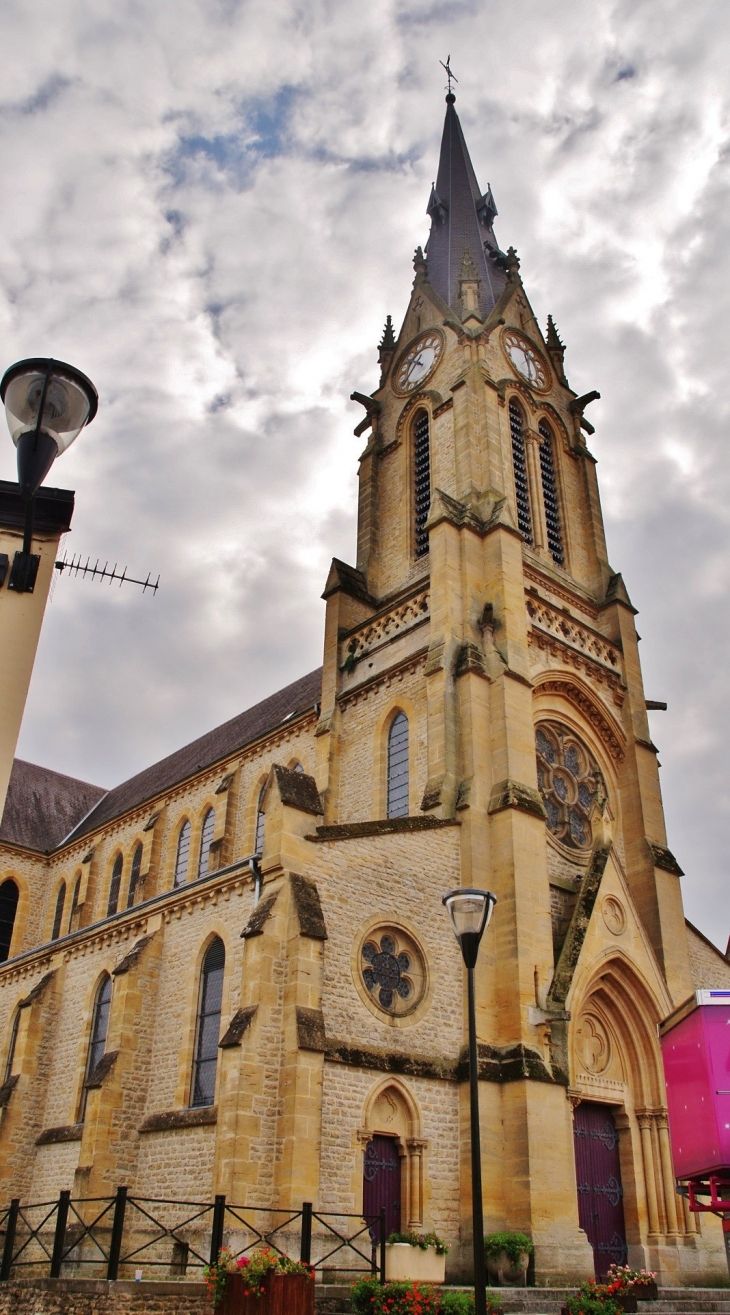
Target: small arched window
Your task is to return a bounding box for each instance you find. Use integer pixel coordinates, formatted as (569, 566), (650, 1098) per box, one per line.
(387, 713), (409, 819)
(198, 808), (215, 879)
(508, 399), (533, 544)
(413, 409), (431, 558)
(107, 855), (123, 917)
(538, 420), (564, 566)
(174, 821), (191, 888)
(68, 876), (81, 932)
(5, 1010), (20, 1083)
(292, 762), (304, 773)
(254, 786), (266, 855)
(51, 882), (66, 941)
(191, 938), (225, 1108)
(0, 881), (19, 963)
(81, 974), (112, 1118)
(127, 844), (143, 909)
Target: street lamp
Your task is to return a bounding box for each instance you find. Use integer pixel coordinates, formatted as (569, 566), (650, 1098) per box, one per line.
(0, 358), (98, 590)
(443, 887), (497, 1315)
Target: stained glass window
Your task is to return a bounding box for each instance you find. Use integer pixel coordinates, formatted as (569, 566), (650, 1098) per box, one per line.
(413, 409), (431, 557)
(4, 1011), (19, 1083)
(191, 937), (225, 1108)
(174, 821), (191, 888)
(360, 926), (426, 1017)
(81, 974), (112, 1119)
(387, 713), (409, 818)
(107, 855), (123, 916)
(535, 722), (601, 851)
(68, 876), (81, 933)
(127, 844), (143, 909)
(198, 808), (215, 878)
(538, 420), (564, 566)
(254, 785), (266, 855)
(509, 400), (533, 544)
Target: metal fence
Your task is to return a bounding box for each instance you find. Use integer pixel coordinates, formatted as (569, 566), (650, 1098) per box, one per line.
(0, 1190), (386, 1283)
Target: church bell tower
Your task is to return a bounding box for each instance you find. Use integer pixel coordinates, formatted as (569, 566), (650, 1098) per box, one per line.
(315, 88), (699, 1281)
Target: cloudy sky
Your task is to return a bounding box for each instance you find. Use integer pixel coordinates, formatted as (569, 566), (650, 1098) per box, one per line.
(1, 0), (729, 946)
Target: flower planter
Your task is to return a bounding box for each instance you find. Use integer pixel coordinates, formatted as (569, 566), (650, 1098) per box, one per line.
(486, 1248), (529, 1287)
(220, 1270), (314, 1315)
(616, 1296), (638, 1313)
(633, 1283), (658, 1301)
(384, 1242), (446, 1283)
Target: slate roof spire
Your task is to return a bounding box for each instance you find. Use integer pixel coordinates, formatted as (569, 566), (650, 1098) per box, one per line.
(424, 92), (507, 318)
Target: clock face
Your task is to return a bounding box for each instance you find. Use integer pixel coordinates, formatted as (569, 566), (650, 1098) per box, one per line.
(503, 330), (550, 391)
(395, 332), (443, 393)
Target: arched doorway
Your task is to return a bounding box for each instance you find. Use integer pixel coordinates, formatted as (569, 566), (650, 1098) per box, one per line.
(360, 1080), (426, 1241)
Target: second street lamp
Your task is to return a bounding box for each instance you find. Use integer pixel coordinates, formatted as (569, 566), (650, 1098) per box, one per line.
(443, 887), (497, 1315)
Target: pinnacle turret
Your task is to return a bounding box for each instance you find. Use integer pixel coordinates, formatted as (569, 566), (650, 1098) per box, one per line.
(424, 95), (507, 318)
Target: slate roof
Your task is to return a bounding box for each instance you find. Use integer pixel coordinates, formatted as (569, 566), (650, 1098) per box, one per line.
(0, 759), (106, 854)
(63, 667), (323, 846)
(424, 96), (507, 319)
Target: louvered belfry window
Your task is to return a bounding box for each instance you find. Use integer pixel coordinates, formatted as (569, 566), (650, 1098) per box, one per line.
(127, 844), (143, 909)
(191, 937), (225, 1108)
(387, 713), (409, 819)
(198, 808), (215, 878)
(413, 409), (431, 557)
(107, 855), (123, 917)
(509, 400), (533, 544)
(538, 421), (564, 566)
(174, 821), (191, 888)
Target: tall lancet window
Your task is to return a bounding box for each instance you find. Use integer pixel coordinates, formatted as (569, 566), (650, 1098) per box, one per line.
(413, 409), (431, 558)
(191, 937), (225, 1108)
(508, 400), (533, 544)
(387, 713), (409, 818)
(538, 421), (564, 566)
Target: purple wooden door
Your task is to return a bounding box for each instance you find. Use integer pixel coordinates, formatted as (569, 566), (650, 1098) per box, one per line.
(573, 1103), (628, 1278)
(363, 1135), (401, 1241)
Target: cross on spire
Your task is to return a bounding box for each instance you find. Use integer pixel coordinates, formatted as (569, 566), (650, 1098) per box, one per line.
(440, 55), (458, 100)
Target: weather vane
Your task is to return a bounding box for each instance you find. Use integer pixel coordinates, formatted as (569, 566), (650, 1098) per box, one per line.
(440, 55), (458, 97)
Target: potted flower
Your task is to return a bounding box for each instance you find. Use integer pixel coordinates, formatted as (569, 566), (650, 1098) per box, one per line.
(351, 1276), (503, 1314)
(385, 1230), (449, 1284)
(483, 1232), (533, 1287)
(203, 1246), (315, 1314)
(607, 1265), (658, 1301)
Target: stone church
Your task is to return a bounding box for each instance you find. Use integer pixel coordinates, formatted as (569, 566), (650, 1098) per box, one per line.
(0, 91), (728, 1287)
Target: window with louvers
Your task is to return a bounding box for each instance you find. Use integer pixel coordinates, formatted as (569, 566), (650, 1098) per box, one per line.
(387, 713), (409, 818)
(509, 400), (533, 544)
(538, 421), (564, 566)
(107, 855), (123, 916)
(413, 409), (431, 557)
(191, 937), (225, 1108)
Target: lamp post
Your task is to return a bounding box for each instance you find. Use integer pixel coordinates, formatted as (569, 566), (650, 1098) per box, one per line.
(0, 357), (97, 591)
(442, 887), (497, 1315)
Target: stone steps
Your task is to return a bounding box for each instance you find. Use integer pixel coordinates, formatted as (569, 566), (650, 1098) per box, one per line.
(314, 1286), (730, 1315)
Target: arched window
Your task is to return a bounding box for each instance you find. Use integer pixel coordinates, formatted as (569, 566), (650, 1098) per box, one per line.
(387, 713), (409, 819)
(508, 399), (533, 544)
(538, 420), (564, 566)
(51, 883), (66, 941)
(191, 938), (225, 1108)
(536, 721), (603, 851)
(81, 975), (112, 1118)
(292, 762), (304, 773)
(174, 821), (191, 888)
(127, 844), (143, 909)
(107, 855), (123, 917)
(198, 808), (215, 879)
(254, 786), (266, 855)
(0, 881), (19, 963)
(413, 409), (431, 558)
(68, 876), (81, 932)
(4, 1011), (20, 1083)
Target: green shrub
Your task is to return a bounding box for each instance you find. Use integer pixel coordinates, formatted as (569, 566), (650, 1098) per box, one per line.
(440, 1292), (476, 1314)
(483, 1232), (533, 1265)
(563, 1297), (619, 1315)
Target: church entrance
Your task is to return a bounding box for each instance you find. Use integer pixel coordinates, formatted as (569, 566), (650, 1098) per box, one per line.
(363, 1134), (401, 1241)
(573, 1103), (627, 1278)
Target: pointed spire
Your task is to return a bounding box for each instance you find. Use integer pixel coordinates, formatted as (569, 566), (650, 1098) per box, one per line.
(378, 315), (396, 354)
(546, 314), (568, 385)
(424, 94), (507, 318)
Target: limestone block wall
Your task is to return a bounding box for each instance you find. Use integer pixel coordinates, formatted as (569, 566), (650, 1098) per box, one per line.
(334, 669), (429, 825)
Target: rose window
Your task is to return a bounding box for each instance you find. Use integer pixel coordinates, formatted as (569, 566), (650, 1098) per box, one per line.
(360, 927), (426, 1017)
(535, 722), (603, 851)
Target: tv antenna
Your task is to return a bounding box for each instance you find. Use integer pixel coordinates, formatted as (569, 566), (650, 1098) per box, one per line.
(54, 553), (160, 594)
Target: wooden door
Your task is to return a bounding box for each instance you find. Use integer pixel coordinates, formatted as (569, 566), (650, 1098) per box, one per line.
(573, 1103), (628, 1278)
(363, 1135), (401, 1241)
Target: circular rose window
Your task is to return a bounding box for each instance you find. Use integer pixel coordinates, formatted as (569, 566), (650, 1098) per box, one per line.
(536, 721), (604, 851)
(360, 927), (426, 1017)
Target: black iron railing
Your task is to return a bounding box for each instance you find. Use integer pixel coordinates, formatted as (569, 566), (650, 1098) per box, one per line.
(0, 1190), (386, 1284)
